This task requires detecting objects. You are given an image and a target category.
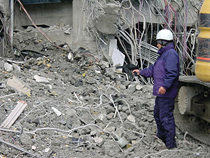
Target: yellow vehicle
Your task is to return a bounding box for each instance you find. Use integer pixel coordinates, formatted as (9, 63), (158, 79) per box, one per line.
(176, 0), (210, 145)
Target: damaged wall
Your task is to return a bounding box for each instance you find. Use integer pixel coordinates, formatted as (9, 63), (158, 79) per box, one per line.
(12, 0), (73, 49)
(14, 0), (73, 29)
(0, 0), (203, 65)
(13, 0), (99, 55)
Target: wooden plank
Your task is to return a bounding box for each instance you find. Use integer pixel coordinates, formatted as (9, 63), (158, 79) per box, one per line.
(6, 102), (27, 128)
(0, 101), (27, 128)
(0, 102), (24, 128)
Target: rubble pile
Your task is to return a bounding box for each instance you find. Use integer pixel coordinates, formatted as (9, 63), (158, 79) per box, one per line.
(10, 24), (71, 57)
(0, 39), (209, 157)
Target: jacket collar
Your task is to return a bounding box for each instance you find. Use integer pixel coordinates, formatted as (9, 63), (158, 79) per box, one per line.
(157, 43), (174, 54)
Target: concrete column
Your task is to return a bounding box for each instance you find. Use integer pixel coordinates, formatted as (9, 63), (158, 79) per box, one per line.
(0, 0), (9, 16)
(72, 0), (86, 50)
(72, 0), (97, 54)
(0, 0), (9, 56)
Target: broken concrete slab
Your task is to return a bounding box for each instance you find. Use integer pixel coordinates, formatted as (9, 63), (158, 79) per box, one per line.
(7, 76), (31, 97)
(95, 14), (118, 34)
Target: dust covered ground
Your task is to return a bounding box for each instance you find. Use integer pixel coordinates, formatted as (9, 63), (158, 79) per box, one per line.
(0, 32), (210, 158)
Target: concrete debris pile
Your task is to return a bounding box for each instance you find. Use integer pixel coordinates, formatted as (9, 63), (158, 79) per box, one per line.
(13, 25), (71, 55)
(0, 42), (210, 157)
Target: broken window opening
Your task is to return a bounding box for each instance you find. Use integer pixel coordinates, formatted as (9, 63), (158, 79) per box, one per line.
(0, 11), (5, 57)
(20, 0), (61, 5)
(22, 24), (50, 29)
(0, 12), (4, 40)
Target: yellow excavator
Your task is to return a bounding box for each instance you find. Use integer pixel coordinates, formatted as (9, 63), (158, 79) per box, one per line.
(175, 0), (210, 145)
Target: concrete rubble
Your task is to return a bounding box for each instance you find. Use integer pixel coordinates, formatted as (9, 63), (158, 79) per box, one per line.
(0, 33), (209, 158)
(0, 0), (209, 157)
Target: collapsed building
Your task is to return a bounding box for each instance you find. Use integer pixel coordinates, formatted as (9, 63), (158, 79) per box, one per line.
(0, 0), (210, 158)
(0, 0), (201, 73)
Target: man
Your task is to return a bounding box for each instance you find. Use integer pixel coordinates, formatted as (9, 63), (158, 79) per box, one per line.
(133, 29), (179, 149)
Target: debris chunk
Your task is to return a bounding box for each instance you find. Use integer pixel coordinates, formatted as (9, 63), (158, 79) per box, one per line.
(44, 148), (50, 153)
(67, 52), (73, 61)
(117, 137), (129, 148)
(52, 107), (62, 116)
(20, 133), (32, 145)
(7, 76), (31, 97)
(34, 75), (50, 83)
(4, 62), (13, 72)
(127, 115), (135, 123)
(93, 137), (104, 147)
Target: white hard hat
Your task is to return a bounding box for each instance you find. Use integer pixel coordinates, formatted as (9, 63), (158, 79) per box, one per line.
(156, 29), (173, 41)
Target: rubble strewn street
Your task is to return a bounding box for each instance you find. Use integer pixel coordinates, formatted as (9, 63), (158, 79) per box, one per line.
(0, 34), (210, 158)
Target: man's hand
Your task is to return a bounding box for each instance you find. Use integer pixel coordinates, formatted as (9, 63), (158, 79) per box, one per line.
(132, 69), (140, 76)
(158, 86), (166, 94)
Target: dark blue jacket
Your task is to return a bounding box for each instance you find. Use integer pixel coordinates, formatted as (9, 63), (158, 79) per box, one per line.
(140, 43), (179, 98)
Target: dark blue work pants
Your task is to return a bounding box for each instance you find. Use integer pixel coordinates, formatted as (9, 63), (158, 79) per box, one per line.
(154, 97), (177, 148)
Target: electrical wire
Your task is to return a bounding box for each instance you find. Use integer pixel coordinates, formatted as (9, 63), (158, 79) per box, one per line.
(85, 0), (199, 80)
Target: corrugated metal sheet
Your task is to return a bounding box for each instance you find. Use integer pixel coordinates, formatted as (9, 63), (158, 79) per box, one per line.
(20, 0), (61, 5)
